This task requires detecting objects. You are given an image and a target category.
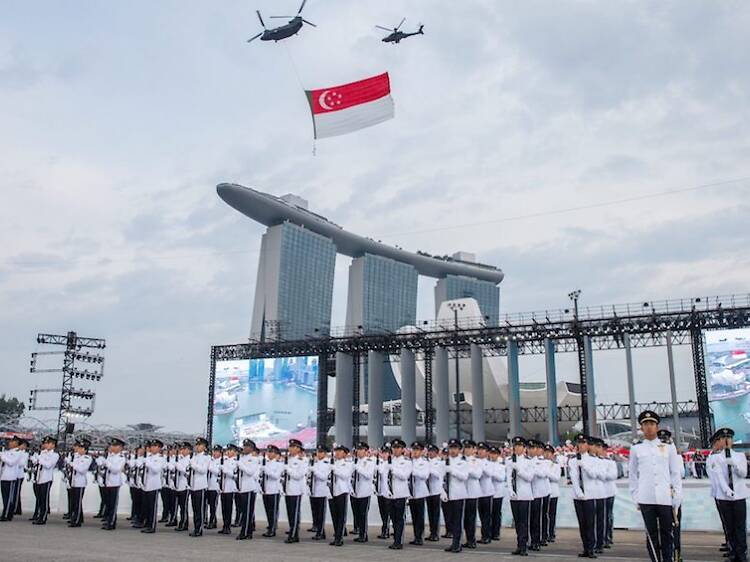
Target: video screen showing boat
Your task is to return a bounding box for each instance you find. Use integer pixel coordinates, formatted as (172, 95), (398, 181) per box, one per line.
(211, 356), (319, 449)
(706, 328), (750, 444)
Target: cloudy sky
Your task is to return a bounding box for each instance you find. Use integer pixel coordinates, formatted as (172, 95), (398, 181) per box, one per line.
(2, 1), (749, 432)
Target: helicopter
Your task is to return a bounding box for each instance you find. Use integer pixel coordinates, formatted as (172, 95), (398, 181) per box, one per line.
(375, 18), (424, 44)
(247, 0), (316, 43)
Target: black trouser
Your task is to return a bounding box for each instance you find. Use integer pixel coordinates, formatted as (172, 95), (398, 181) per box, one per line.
(262, 493), (280, 533)
(409, 497), (425, 541)
(547, 496), (558, 540)
(491, 496), (503, 539)
(478, 495), (492, 541)
(426, 494), (441, 538)
(143, 489), (159, 531)
(352, 496), (370, 540)
(206, 490), (218, 527)
(377, 495), (391, 536)
(541, 495), (550, 544)
(220, 492), (234, 531)
(389, 497), (407, 546)
(1, 479), (18, 520)
(14, 478), (23, 515)
(530, 497), (542, 547)
(639, 503), (674, 562)
(159, 487), (170, 520)
(605, 496), (614, 545)
(310, 496), (327, 536)
(103, 486), (120, 528)
(130, 486), (142, 523)
(463, 497), (477, 545)
(285, 495), (302, 540)
(69, 486), (85, 526)
(329, 493), (348, 543)
(717, 498), (730, 547)
(96, 485), (105, 516)
(718, 499), (747, 562)
(445, 499), (465, 550)
(190, 489), (206, 534)
(673, 504), (682, 559)
(594, 497), (606, 550)
(236, 491), (256, 538)
(574, 499), (595, 554)
(33, 481), (52, 523)
(511, 499), (530, 552)
(175, 489), (189, 529)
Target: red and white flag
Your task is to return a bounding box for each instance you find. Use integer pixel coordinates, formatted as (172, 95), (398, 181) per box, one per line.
(305, 72), (394, 139)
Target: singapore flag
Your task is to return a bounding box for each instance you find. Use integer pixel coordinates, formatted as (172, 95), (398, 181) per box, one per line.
(305, 72), (394, 139)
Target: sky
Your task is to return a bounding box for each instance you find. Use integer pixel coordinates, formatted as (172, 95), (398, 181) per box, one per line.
(1, 1), (749, 433)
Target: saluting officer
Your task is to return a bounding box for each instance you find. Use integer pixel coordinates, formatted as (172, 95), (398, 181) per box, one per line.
(442, 438), (469, 553)
(235, 438), (260, 541)
(260, 445), (283, 537)
(308, 444), (331, 540)
(507, 436), (534, 556)
(97, 437), (126, 530)
(569, 434), (598, 558)
(629, 410), (683, 562)
(712, 427), (747, 562)
(30, 435), (59, 525)
(425, 444), (445, 542)
(351, 442), (375, 543)
(283, 438), (307, 543)
(329, 444), (353, 547)
(67, 438), (92, 528)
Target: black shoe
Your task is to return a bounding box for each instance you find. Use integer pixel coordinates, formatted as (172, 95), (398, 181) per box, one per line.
(164, 522), (177, 527)
(492, 536), (500, 541)
(445, 546), (462, 553)
(262, 531), (276, 537)
(141, 528), (156, 534)
(158, 517), (168, 523)
(218, 528), (230, 534)
(442, 532), (452, 538)
(426, 535), (439, 542)
(284, 537), (299, 544)
(307, 527), (317, 533)
(236, 534), (250, 540)
(388, 543), (403, 550)
(174, 526), (187, 532)
(479, 538), (491, 544)
(189, 531), (203, 537)
(102, 525), (116, 530)
(462, 542), (477, 549)
(594, 548), (603, 553)
(93, 514), (103, 519)
(512, 549), (524, 556)
(32, 520), (46, 525)
(377, 533), (389, 539)
(409, 539), (423, 545)
(132, 524), (145, 529)
(529, 545), (540, 551)
(720, 547), (731, 552)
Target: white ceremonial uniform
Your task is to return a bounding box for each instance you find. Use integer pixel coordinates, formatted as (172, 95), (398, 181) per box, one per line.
(174, 455), (190, 492)
(189, 452), (210, 491)
(237, 454), (260, 493)
(507, 455), (534, 501)
(70, 454), (91, 488)
(428, 457), (445, 496)
(207, 458), (221, 492)
(376, 459), (391, 497)
(284, 456), (307, 496)
(1, 447), (21, 481)
(479, 458), (495, 498)
(628, 438), (682, 507)
(465, 456), (483, 499)
(389, 456), (412, 499)
(491, 459), (508, 498)
(714, 450), (749, 501)
(220, 457), (238, 494)
(309, 458), (332, 498)
(531, 456), (551, 499)
(262, 458), (283, 494)
(35, 450), (60, 485)
(444, 456), (469, 501)
(548, 459), (561, 498)
(144, 454), (166, 492)
(97, 453), (126, 487)
(351, 456), (376, 498)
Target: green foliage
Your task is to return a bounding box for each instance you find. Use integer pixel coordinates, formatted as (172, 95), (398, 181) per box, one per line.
(0, 394), (26, 419)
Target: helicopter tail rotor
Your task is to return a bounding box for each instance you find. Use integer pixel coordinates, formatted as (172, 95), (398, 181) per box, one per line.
(418, 24), (424, 34)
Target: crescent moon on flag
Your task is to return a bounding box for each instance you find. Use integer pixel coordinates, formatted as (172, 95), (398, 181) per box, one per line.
(318, 90), (333, 111)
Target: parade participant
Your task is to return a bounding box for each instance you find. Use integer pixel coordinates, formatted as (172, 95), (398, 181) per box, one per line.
(159, 444), (176, 523)
(713, 428), (748, 562)
(351, 442), (375, 543)
(173, 442), (192, 532)
(94, 446), (106, 520)
(507, 436), (534, 556)
(425, 444), (444, 542)
(408, 442), (430, 545)
(588, 438), (607, 554)
(0, 435), (22, 522)
(206, 445), (223, 530)
(476, 442), (495, 544)
(282, 438), (307, 543)
(308, 444), (331, 540)
(235, 438), (260, 541)
(126, 444), (145, 527)
(569, 434), (597, 558)
(601, 441), (618, 549)
(543, 444), (561, 544)
(97, 437), (126, 531)
(489, 446), (507, 542)
(442, 438), (469, 553)
(30, 435), (59, 526)
(141, 439), (166, 534)
(385, 439), (412, 550)
(528, 439), (550, 551)
(218, 443), (238, 535)
(329, 444), (353, 547)
(707, 432), (732, 556)
(187, 437), (211, 537)
(375, 443), (392, 539)
(14, 438), (29, 516)
(629, 410), (683, 562)
(462, 440), (481, 549)
(260, 445), (283, 537)
(657, 429), (683, 560)
(164, 443), (180, 527)
(67, 438), (92, 528)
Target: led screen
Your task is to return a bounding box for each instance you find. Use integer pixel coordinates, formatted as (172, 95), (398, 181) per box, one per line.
(706, 328), (750, 444)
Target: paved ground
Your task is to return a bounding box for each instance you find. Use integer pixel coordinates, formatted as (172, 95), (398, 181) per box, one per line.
(0, 516), (724, 562)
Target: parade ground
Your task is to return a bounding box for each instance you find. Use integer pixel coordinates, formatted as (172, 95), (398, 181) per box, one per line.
(0, 516), (724, 562)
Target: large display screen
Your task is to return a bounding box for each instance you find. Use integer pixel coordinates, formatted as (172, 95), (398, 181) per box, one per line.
(706, 328), (750, 444)
(211, 356), (319, 449)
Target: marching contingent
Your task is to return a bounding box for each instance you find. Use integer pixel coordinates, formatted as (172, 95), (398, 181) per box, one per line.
(0, 411), (747, 562)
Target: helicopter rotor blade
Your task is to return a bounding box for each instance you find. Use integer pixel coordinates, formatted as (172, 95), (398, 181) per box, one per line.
(375, 25), (392, 32)
(396, 17), (406, 30)
(247, 32), (263, 43)
(301, 18), (316, 27)
(269, 16), (295, 18)
(256, 10), (267, 29)
(297, 0), (307, 15)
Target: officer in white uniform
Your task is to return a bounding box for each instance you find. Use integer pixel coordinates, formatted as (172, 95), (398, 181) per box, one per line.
(600, 441), (618, 548)
(351, 442), (375, 542)
(407, 442), (430, 545)
(489, 446), (507, 541)
(97, 437), (126, 530)
(508, 436), (534, 556)
(187, 437), (210, 537)
(164, 443), (180, 526)
(588, 437), (607, 553)
(235, 438), (260, 540)
(0, 435), (22, 522)
(425, 444), (444, 541)
(217, 443), (238, 535)
(329, 444), (353, 547)
(712, 427), (748, 562)
(708, 433), (732, 556)
(543, 444), (561, 543)
(570, 434), (598, 558)
(30, 435), (59, 525)
(375, 444), (392, 539)
(443, 438), (469, 553)
(462, 440), (482, 549)
(386, 439), (412, 550)
(476, 442), (495, 544)
(14, 438), (29, 517)
(141, 439), (166, 533)
(206, 445), (222, 529)
(67, 438), (92, 527)
(282, 438), (307, 543)
(628, 410), (683, 562)
(528, 439), (550, 551)
(308, 444), (331, 540)
(259, 445), (283, 537)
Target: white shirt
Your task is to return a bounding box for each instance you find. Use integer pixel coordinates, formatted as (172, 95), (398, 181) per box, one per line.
(628, 438), (682, 507)
(0, 448), (21, 481)
(330, 458), (353, 496)
(143, 454), (166, 492)
(490, 459), (508, 498)
(478, 458), (495, 497)
(410, 456), (431, 499)
(189, 452), (210, 491)
(427, 457), (445, 496)
(376, 459), (391, 496)
(220, 456), (238, 494)
(388, 456), (412, 499)
(174, 455), (190, 492)
(351, 456), (376, 498)
(260, 458), (283, 494)
(712, 449), (748, 501)
(507, 455), (534, 501)
(602, 457), (618, 498)
(531, 456), (551, 498)
(570, 452), (599, 500)
(237, 454), (260, 493)
(465, 456), (483, 498)
(16, 450), (29, 480)
(34, 449), (60, 485)
(283, 456), (307, 496)
(443, 455), (469, 501)
(207, 457), (222, 491)
(96, 452), (126, 487)
(308, 458), (331, 498)
(547, 458), (561, 498)
(69, 453), (91, 488)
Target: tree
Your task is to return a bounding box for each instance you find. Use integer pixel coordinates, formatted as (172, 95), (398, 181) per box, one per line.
(0, 394), (26, 420)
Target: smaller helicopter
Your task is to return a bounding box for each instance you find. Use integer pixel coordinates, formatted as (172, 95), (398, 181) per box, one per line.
(375, 18), (424, 44)
(247, 0), (316, 43)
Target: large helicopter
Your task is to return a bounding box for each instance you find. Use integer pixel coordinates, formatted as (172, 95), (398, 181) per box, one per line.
(247, 0), (316, 43)
(376, 18), (424, 44)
